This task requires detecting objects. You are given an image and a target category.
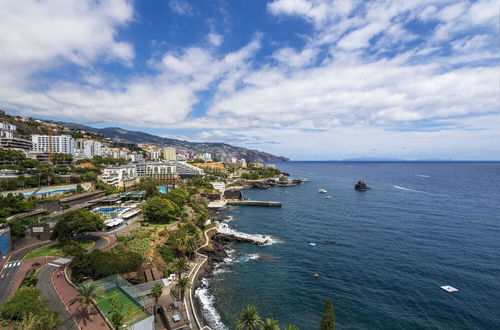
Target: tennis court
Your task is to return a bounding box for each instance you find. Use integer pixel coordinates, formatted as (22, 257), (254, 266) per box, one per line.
(95, 288), (148, 326)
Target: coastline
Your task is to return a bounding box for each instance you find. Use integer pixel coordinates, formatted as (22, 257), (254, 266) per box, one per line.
(193, 227), (277, 328)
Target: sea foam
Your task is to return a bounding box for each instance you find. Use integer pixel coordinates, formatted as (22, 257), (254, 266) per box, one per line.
(195, 278), (229, 330)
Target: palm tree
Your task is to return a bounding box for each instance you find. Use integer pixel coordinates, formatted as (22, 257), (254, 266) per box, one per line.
(176, 232), (188, 256)
(174, 276), (191, 301)
(185, 235), (199, 260)
(283, 325), (299, 330)
(151, 283), (163, 315)
(69, 281), (102, 317)
(236, 305), (262, 330)
(169, 257), (188, 280)
(261, 318), (280, 330)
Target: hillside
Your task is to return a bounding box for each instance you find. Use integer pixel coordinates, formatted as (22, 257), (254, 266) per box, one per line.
(75, 125), (289, 162)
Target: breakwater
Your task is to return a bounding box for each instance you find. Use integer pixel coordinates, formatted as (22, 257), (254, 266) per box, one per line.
(226, 200), (282, 207)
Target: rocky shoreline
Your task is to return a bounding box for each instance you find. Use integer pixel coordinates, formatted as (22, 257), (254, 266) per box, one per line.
(193, 232), (267, 328)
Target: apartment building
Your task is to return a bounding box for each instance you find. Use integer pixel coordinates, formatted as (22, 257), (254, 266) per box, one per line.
(31, 134), (75, 155)
(101, 165), (139, 188)
(75, 139), (102, 159)
(162, 147), (176, 161)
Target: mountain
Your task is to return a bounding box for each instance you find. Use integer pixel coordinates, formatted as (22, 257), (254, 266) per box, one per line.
(70, 125), (289, 163)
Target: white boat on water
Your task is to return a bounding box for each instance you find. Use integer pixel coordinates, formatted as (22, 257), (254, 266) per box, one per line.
(318, 189), (327, 193)
(324, 195), (332, 199)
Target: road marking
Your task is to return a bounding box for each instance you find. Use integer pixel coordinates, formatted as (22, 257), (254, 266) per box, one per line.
(7, 263), (13, 268)
(47, 263), (60, 267)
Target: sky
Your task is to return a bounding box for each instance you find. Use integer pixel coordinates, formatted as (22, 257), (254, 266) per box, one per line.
(0, 0), (498, 160)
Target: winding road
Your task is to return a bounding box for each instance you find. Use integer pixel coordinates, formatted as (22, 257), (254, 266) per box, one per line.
(0, 240), (52, 302)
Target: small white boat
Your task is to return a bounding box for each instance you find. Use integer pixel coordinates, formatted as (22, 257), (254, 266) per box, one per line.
(318, 189), (327, 193)
(441, 285), (458, 293)
(325, 195), (332, 199)
(309, 243), (316, 246)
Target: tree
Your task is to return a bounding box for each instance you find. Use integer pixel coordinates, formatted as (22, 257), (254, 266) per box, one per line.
(14, 312), (59, 330)
(174, 276), (191, 301)
(51, 209), (104, 241)
(68, 281), (102, 317)
(261, 318), (280, 330)
(184, 235), (199, 259)
(319, 298), (335, 330)
(169, 257), (188, 280)
(236, 305), (262, 330)
(141, 197), (181, 224)
(284, 326), (299, 330)
(0, 287), (48, 321)
(138, 177), (162, 199)
(108, 297), (125, 329)
(50, 153), (73, 166)
(151, 283), (163, 315)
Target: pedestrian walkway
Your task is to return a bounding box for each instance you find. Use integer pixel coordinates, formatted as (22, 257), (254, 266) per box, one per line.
(52, 266), (111, 330)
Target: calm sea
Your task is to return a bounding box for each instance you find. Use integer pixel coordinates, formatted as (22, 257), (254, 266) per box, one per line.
(196, 162), (500, 329)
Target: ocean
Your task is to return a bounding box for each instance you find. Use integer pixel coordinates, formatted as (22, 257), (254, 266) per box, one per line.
(195, 162), (500, 329)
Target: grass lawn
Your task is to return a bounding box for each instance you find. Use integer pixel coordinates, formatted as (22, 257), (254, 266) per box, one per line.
(23, 240), (94, 259)
(95, 288), (147, 326)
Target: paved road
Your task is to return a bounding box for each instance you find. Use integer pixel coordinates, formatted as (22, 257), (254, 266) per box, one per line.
(37, 264), (79, 330)
(0, 241), (52, 302)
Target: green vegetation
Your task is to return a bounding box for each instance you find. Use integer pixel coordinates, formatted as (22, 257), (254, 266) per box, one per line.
(235, 305), (300, 330)
(236, 305), (263, 330)
(69, 281), (102, 316)
(24, 240), (94, 259)
(117, 229), (155, 255)
(141, 196), (183, 224)
(151, 283), (163, 315)
(261, 318), (280, 330)
(0, 194), (36, 224)
(71, 246), (144, 281)
(174, 276), (191, 301)
(320, 298), (335, 330)
(51, 209), (104, 241)
(95, 288), (147, 326)
(13, 312), (59, 330)
(0, 287), (58, 327)
(241, 167), (281, 180)
(95, 180), (120, 195)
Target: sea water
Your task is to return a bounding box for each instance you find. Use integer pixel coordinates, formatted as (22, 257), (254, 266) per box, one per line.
(196, 162), (500, 329)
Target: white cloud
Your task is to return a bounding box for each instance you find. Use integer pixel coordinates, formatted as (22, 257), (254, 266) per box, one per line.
(0, 0), (134, 70)
(0, 0), (498, 159)
(169, 0), (194, 16)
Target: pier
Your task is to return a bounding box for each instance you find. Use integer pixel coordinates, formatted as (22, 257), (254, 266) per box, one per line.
(226, 200), (282, 207)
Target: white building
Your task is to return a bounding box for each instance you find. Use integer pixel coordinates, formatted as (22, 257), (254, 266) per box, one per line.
(162, 147), (176, 161)
(128, 153), (144, 162)
(135, 162), (177, 179)
(164, 160), (204, 176)
(210, 181), (226, 193)
(101, 165), (138, 188)
(31, 134), (75, 155)
(148, 150), (161, 161)
(0, 122), (16, 139)
(75, 139), (102, 159)
(202, 153), (212, 162)
(102, 146), (129, 159)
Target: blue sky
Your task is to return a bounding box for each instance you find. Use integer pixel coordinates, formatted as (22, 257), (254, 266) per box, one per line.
(0, 0), (498, 160)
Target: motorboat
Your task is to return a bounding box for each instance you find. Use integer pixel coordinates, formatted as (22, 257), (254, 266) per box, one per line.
(318, 189), (327, 193)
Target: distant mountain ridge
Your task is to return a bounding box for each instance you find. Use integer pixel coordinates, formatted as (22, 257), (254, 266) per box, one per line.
(71, 125), (289, 163)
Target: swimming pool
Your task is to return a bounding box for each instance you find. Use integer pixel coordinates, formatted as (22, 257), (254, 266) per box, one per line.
(23, 186), (76, 197)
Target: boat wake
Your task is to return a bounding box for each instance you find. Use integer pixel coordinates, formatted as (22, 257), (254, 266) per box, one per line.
(195, 278), (229, 330)
(217, 224), (281, 245)
(393, 185), (446, 197)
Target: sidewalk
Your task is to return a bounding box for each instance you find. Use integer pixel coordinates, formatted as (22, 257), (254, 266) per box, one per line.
(52, 265), (111, 330)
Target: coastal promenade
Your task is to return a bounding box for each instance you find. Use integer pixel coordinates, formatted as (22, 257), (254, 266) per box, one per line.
(184, 227), (217, 330)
